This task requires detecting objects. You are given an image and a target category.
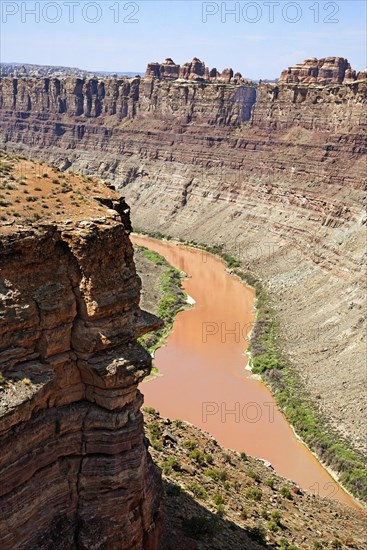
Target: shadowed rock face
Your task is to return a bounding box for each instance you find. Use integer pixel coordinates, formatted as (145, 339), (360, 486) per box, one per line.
(0, 202), (163, 548)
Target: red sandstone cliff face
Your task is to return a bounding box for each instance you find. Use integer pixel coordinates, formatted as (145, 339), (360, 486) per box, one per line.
(0, 198), (163, 548)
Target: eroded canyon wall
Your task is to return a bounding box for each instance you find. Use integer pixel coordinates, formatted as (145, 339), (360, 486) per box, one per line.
(0, 56), (366, 459)
(0, 200), (162, 548)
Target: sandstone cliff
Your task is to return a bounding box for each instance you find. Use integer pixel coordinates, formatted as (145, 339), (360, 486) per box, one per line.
(145, 57), (242, 84)
(0, 56), (366, 475)
(278, 56), (367, 85)
(0, 155), (162, 548)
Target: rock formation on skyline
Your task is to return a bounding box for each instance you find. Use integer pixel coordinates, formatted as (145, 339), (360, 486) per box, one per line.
(145, 57), (244, 84)
(279, 56), (363, 85)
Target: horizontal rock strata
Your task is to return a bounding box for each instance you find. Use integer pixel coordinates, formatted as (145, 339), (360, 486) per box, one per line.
(0, 199), (163, 548)
(0, 56), (366, 459)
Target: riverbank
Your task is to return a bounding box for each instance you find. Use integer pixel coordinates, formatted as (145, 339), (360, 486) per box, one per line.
(134, 244), (189, 362)
(133, 232), (366, 506)
(144, 409), (367, 549)
(231, 262), (367, 506)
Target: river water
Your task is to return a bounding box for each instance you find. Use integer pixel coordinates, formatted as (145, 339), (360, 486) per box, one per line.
(132, 235), (360, 509)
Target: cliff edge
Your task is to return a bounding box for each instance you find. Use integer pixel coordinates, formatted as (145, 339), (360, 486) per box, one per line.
(0, 153), (163, 549)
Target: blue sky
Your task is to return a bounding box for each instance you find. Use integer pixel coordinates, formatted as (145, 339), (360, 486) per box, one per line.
(1, 1), (366, 79)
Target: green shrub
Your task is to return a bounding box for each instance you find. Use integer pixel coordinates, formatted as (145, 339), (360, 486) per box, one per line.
(205, 469), (227, 482)
(265, 479), (275, 489)
(149, 421), (161, 440)
(212, 493), (224, 506)
(188, 483), (207, 500)
(189, 449), (206, 466)
(151, 440), (163, 451)
(144, 407), (156, 414)
(139, 245), (166, 265)
(184, 439), (197, 450)
(245, 487), (262, 501)
(246, 469), (261, 482)
(158, 457), (180, 475)
(267, 520), (279, 532)
(270, 510), (282, 524)
(280, 486), (292, 499)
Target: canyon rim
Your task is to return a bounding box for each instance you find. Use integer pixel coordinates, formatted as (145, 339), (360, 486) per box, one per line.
(0, 48), (366, 549)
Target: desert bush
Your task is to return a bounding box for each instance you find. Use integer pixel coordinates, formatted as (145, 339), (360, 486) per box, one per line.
(246, 469), (261, 482)
(245, 487), (262, 501)
(270, 510), (282, 524)
(189, 449), (206, 466)
(188, 483), (207, 500)
(205, 469), (227, 482)
(184, 439), (197, 450)
(212, 493), (224, 506)
(265, 478), (275, 489)
(280, 486), (292, 499)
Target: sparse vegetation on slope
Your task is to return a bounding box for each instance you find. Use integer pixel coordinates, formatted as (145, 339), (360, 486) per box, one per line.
(135, 232), (367, 504)
(144, 409), (367, 549)
(135, 244), (188, 357)
(0, 150), (110, 226)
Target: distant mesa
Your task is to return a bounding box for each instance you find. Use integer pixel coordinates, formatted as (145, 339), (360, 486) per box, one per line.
(279, 57), (365, 85)
(145, 57), (246, 84)
(145, 56), (366, 86)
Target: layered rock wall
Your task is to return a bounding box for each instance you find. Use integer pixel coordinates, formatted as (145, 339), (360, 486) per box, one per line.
(279, 56), (367, 85)
(0, 56), (366, 458)
(0, 206), (162, 548)
(253, 79), (367, 132)
(0, 74), (256, 126)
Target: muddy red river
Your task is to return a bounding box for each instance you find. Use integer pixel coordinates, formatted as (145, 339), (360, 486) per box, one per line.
(132, 235), (360, 509)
